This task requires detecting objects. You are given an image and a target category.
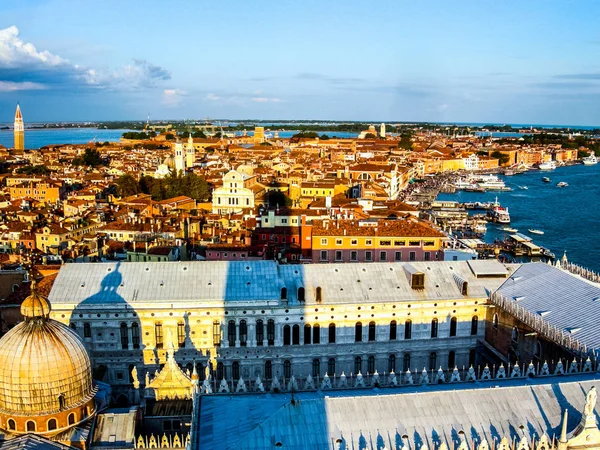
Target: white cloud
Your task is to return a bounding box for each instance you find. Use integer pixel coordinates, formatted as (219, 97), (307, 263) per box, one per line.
(0, 26), (171, 92)
(206, 93), (220, 101)
(252, 97), (281, 103)
(0, 25), (67, 68)
(0, 81), (46, 91)
(162, 88), (188, 106)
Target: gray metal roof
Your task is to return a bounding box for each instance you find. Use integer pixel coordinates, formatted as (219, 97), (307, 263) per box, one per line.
(197, 374), (600, 450)
(91, 408), (137, 448)
(496, 263), (600, 350)
(48, 261), (513, 307)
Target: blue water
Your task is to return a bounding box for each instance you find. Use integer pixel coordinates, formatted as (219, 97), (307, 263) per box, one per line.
(438, 164), (600, 271)
(0, 128), (133, 149)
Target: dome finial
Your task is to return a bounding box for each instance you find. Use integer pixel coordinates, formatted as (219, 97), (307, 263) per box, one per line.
(21, 275), (51, 320)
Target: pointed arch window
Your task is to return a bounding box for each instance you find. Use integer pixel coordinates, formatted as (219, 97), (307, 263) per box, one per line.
(355, 322), (363, 342)
(304, 324), (312, 345)
(228, 320), (236, 347)
(328, 323), (336, 343)
(177, 321), (186, 348)
(313, 324), (320, 344)
(449, 316), (457, 337)
(120, 322), (129, 349)
(328, 357), (336, 375)
(155, 323), (163, 349)
(239, 320), (247, 347)
(389, 320), (397, 340)
(131, 323), (140, 349)
(404, 320), (412, 340)
(471, 316), (478, 335)
(403, 353), (411, 372)
(292, 324), (300, 345)
(431, 318), (438, 338)
(368, 322), (376, 342)
(84, 322), (91, 338)
(283, 325), (291, 346)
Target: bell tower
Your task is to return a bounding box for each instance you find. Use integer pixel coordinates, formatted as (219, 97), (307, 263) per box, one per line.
(14, 103), (24, 150)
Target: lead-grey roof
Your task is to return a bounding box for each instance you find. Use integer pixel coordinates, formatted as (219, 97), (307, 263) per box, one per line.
(495, 263), (600, 351)
(48, 261), (514, 307)
(196, 374), (600, 450)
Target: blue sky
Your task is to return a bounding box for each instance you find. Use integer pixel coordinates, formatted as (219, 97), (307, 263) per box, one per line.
(1, 0), (600, 125)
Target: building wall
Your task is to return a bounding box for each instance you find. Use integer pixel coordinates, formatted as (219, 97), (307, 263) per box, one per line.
(52, 296), (483, 396)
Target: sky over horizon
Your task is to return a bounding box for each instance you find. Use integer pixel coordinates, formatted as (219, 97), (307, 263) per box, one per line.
(1, 0), (600, 125)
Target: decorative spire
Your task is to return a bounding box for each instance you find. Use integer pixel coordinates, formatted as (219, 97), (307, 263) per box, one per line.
(15, 103), (22, 121)
(20, 273), (51, 320)
(559, 409), (569, 444)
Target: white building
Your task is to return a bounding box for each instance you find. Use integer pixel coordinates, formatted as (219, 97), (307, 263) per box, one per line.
(174, 140), (185, 173)
(464, 153), (479, 171)
(211, 169), (256, 215)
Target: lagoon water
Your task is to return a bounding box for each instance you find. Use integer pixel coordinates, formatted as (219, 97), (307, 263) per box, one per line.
(438, 163), (600, 271)
(0, 128), (359, 148)
(0, 128), (133, 149)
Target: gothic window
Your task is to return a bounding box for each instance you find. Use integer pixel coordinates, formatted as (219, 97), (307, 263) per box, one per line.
(283, 325), (291, 346)
(256, 319), (264, 345)
(448, 350), (456, 369)
(120, 322), (129, 349)
(212, 321), (221, 346)
(429, 352), (437, 371)
(328, 323), (336, 343)
(312, 359), (321, 378)
(131, 323), (140, 349)
(313, 324), (320, 344)
(232, 361), (240, 380)
(449, 317), (457, 337)
(267, 319), (275, 346)
(388, 354), (396, 373)
(431, 318), (438, 338)
(404, 320), (412, 340)
(292, 325), (300, 345)
(328, 358), (336, 375)
(355, 322), (363, 342)
(84, 322), (91, 338)
(281, 287), (287, 300)
(47, 418), (57, 431)
(155, 323), (163, 349)
(265, 360), (272, 379)
(403, 353), (411, 372)
(298, 287), (305, 302)
(304, 324), (312, 345)
(492, 313), (499, 330)
(368, 322), (376, 342)
(389, 320), (397, 340)
(239, 320), (247, 347)
(177, 322), (185, 348)
(354, 356), (362, 374)
(471, 316), (478, 335)
(316, 287), (322, 303)
(367, 355), (375, 374)
(283, 360), (292, 378)
(216, 362), (225, 380)
(228, 321), (236, 347)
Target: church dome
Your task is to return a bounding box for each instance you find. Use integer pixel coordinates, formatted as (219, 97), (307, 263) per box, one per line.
(163, 155), (175, 169)
(0, 280), (96, 435)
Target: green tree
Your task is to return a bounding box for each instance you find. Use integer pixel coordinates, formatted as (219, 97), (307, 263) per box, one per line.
(82, 148), (103, 166)
(364, 133), (377, 139)
(16, 165), (50, 175)
(139, 175), (155, 195)
(265, 191), (293, 208)
(320, 134), (330, 140)
(192, 130), (207, 139)
(491, 150), (510, 165)
(165, 133), (175, 141)
(115, 174), (140, 197)
(398, 133), (413, 150)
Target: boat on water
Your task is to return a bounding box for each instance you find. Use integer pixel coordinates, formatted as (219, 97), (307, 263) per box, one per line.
(487, 198), (510, 224)
(465, 185), (486, 193)
(542, 177), (551, 183)
(539, 161), (557, 170)
(472, 174), (511, 191)
(557, 181), (568, 187)
(528, 229), (544, 235)
(518, 186), (528, 190)
(583, 153), (598, 165)
(501, 227), (518, 233)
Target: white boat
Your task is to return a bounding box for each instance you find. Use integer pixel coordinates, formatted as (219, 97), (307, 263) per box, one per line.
(557, 181), (568, 187)
(487, 198), (510, 224)
(528, 229), (544, 235)
(502, 227), (518, 233)
(518, 186), (528, 190)
(539, 161), (557, 170)
(583, 154), (598, 165)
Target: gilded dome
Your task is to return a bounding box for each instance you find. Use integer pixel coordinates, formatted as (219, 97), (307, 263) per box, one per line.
(0, 281), (95, 425)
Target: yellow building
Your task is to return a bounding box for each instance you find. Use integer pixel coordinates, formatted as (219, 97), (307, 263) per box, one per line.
(310, 218), (445, 263)
(14, 103), (24, 150)
(8, 180), (64, 205)
(253, 126), (265, 144)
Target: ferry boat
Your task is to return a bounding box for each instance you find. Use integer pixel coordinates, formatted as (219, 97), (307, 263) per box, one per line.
(583, 153), (598, 165)
(465, 185), (486, 193)
(557, 181), (569, 187)
(542, 177), (551, 183)
(501, 227), (518, 233)
(487, 199), (510, 224)
(528, 229), (544, 235)
(474, 175), (511, 191)
(454, 179), (476, 190)
(539, 161), (557, 170)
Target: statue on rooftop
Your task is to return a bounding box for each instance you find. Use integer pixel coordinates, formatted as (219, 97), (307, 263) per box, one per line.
(584, 386), (597, 417)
